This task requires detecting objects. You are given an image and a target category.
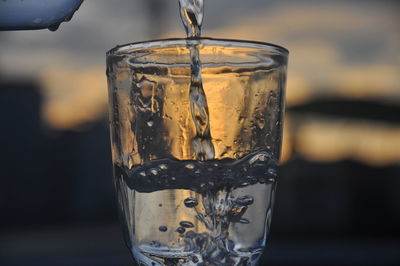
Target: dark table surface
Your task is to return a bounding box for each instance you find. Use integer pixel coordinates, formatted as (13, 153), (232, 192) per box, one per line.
(1, 224), (400, 266)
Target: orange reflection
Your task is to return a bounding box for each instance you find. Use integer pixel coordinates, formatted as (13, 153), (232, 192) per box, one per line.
(40, 67), (108, 129)
(295, 117), (400, 166)
(31, 1), (399, 168)
(203, 2), (400, 107)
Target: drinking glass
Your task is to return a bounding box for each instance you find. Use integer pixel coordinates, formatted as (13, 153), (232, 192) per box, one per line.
(106, 38), (288, 266)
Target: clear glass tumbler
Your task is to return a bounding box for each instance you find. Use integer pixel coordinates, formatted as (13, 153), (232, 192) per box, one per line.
(106, 38), (288, 266)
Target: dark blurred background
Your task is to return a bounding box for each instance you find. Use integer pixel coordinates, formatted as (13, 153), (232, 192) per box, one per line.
(1, 0), (399, 265)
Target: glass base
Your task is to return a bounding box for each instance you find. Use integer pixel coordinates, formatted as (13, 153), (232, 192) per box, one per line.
(131, 244), (262, 266)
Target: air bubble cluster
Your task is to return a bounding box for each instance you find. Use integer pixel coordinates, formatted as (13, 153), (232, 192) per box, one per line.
(114, 151), (278, 194)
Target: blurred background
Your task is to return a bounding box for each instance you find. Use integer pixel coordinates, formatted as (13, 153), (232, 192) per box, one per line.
(0, 0), (399, 265)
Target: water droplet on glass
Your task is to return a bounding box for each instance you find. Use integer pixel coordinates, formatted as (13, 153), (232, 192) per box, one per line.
(179, 221), (194, 228)
(176, 227), (185, 234)
(159, 226), (168, 232)
(137, 77), (156, 98)
(184, 197), (198, 208)
(256, 118), (265, 129)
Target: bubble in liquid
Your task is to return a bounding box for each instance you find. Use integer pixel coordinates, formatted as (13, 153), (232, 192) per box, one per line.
(159, 226), (168, 232)
(239, 218), (250, 224)
(268, 168), (278, 177)
(185, 163), (195, 169)
(147, 120), (154, 127)
(150, 168), (158, 175)
(139, 171), (146, 177)
(149, 241), (161, 247)
(179, 221), (194, 228)
(184, 197), (198, 208)
(235, 195), (254, 206)
(249, 152), (270, 164)
(159, 164), (168, 170)
(256, 118), (266, 129)
(191, 256), (199, 263)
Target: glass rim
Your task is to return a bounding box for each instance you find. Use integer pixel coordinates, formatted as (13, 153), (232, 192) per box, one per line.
(107, 37), (289, 57)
